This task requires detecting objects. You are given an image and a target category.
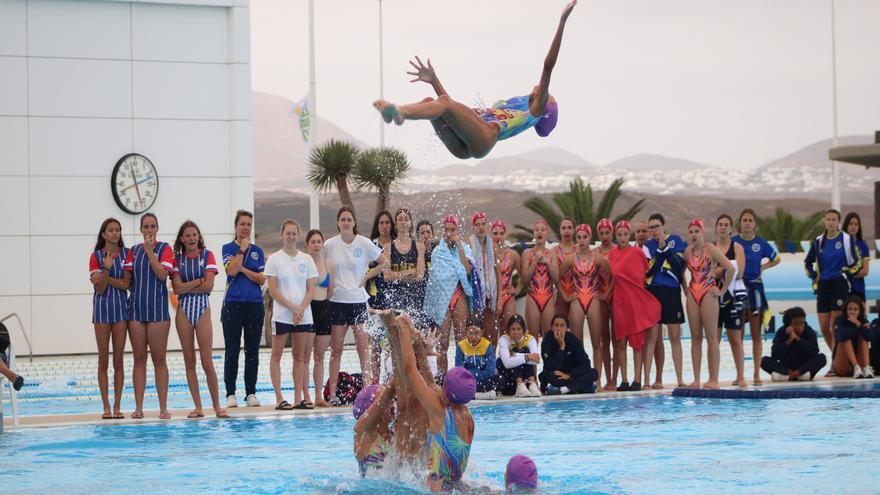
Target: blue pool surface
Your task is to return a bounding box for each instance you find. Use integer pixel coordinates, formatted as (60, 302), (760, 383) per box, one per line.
(2, 393), (879, 494)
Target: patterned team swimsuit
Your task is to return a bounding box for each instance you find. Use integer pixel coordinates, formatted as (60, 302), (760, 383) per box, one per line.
(687, 245), (717, 305)
(571, 253), (606, 312)
(427, 407), (473, 492)
(497, 249), (515, 309)
(557, 245), (575, 302)
(527, 250), (554, 312)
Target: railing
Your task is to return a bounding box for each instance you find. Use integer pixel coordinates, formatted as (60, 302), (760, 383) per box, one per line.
(1, 313), (33, 363)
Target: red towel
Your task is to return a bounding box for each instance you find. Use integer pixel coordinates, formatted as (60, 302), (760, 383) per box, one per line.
(608, 246), (661, 351)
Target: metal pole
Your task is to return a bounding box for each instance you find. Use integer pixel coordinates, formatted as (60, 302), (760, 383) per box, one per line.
(379, 0), (385, 147)
(830, 0), (841, 211)
(308, 0), (320, 230)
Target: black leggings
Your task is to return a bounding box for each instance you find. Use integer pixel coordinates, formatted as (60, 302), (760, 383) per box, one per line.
(760, 354), (827, 379)
(539, 368), (598, 394)
(496, 359), (537, 395)
(221, 302), (265, 397)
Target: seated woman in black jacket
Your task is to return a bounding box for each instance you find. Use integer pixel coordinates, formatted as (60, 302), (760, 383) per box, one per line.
(832, 296), (874, 378)
(760, 306), (826, 381)
(539, 314), (598, 395)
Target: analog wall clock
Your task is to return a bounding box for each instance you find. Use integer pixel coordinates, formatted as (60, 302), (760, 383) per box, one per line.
(111, 153), (159, 214)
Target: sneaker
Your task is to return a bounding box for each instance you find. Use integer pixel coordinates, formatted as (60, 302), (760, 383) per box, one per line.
(245, 394), (261, 407)
(797, 372), (812, 381)
(226, 395), (238, 408)
(546, 384), (562, 396)
(853, 365), (864, 379)
(771, 372), (788, 382)
(527, 382), (541, 397)
(514, 382), (530, 398)
(863, 366), (875, 379)
(474, 391), (496, 400)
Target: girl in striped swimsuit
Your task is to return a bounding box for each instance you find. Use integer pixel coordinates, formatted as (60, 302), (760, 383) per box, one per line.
(89, 218), (130, 419)
(171, 220), (229, 419)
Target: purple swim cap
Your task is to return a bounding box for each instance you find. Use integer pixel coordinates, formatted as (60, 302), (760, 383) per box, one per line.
(505, 455), (538, 489)
(352, 385), (381, 419)
(534, 101), (558, 137)
(443, 367), (476, 405)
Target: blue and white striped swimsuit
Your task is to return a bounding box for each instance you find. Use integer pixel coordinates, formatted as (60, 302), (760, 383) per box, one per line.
(173, 250), (219, 327)
(90, 247), (130, 324)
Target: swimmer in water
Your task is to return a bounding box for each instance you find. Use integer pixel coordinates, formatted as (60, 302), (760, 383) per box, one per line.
(372, 1), (577, 159)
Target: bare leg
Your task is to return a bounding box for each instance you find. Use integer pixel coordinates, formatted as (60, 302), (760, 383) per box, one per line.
(452, 297), (469, 344)
(176, 311), (203, 415)
(667, 324), (685, 387)
(686, 296), (703, 389)
(146, 321), (171, 417)
(701, 297), (721, 390)
(194, 310), (225, 415)
(643, 326), (658, 388)
(313, 335), (331, 406)
(327, 325), (348, 398)
(427, 106), (471, 160)
(832, 340), (856, 375)
(746, 310), (763, 384)
(653, 328), (665, 388)
(482, 307), (499, 347)
(110, 322), (127, 414)
(500, 298), (517, 338)
(568, 302), (586, 343)
(539, 295), (557, 337)
(599, 303), (613, 389)
(270, 334), (288, 405)
(352, 324), (374, 384)
(613, 337), (628, 386)
(728, 329), (747, 388)
(437, 312), (453, 375)
(128, 322), (148, 416)
(818, 312), (832, 350)
(586, 300), (605, 390)
(293, 332), (315, 404)
(94, 323), (112, 415)
(525, 298), (542, 341)
(857, 339), (871, 367)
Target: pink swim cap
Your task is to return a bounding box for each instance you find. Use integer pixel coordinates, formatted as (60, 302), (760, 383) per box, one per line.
(505, 455), (538, 489)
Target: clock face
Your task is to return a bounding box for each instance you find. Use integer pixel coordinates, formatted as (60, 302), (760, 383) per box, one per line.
(111, 154), (159, 215)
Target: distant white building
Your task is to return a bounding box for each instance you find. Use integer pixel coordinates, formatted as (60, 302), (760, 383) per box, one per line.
(0, 0), (253, 355)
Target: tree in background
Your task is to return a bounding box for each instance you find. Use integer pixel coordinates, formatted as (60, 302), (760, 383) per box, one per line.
(306, 139), (360, 210)
(353, 147), (412, 213)
(754, 208), (825, 251)
(514, 177), (644, 240)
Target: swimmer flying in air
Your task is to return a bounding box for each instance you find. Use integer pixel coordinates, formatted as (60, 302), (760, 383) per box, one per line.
(373, 0), (577, 159)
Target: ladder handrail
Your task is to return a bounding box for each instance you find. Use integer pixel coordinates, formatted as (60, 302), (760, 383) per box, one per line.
(1, 313), (32, 363)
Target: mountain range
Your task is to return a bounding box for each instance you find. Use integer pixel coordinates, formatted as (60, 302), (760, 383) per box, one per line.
(252, 91), (878, 202)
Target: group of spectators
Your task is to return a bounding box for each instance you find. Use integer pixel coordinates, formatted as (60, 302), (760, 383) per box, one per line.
(69, 206), (880, 419)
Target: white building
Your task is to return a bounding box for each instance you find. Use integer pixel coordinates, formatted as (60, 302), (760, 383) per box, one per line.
(0, 0), (253, 355)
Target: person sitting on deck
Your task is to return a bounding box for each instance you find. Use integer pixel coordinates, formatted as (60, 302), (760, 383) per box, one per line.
(455, 321), (499, 400)
(760, 306), (827, 381)
(496, 314), (542, 398)
(831, 297), (875, 378)
(539, 314), (598, 395)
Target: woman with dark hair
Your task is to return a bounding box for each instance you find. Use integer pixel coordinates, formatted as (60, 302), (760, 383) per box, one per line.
(714, 214), (748, 388)
(593, 218), (615, 390)
(832, 296), (874, 378)
(805, 209), (862, 355)
(367, 210), (396, 310)
(492, 220), (521, 333)
(843, 212), (871, 302)
(384, 208), (426, 315)
(761, 306), (827, 381)
(306, 229), (333, 407)
(171, 220), (228, 418)
(123, 213), (174, 419)
(325, 206), (386, 400)
(539, 314), (598, 395)
(552, 217), (577, 318)
(521, 220), (559, 339)
(732, 208), (780, 385)
(89, 218), (129, 419)
(496, 314), (541, 397)
(683, 219), (735, 390)
(221, 209), (266, 408)
(416, 219), (436, 322)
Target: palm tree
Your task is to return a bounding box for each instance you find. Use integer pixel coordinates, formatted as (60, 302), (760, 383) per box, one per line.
(514, 177), (644, 240)
(353, 147), (411, 213)
(306, 139), (360, 209)
(755, 208), (825, 247)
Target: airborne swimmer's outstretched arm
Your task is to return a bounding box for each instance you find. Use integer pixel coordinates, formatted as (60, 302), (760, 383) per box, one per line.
(530, 0), (578, 117)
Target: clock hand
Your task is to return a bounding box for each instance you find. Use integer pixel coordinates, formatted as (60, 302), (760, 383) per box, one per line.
(118, 175), (155, 193)
(126, 162), (144, 205)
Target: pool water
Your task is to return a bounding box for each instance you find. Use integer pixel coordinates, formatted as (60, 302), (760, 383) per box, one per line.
(3, 394), (879, 494)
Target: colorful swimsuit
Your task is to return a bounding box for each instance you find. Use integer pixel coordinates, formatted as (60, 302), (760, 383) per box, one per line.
(427, 407), (473, 492)
(172, 249), (219, 327)
(687, 246), (717, 305)
(571, 253), (606, 313)
(557, 245), (575, 302)
(358, 436), (389, 478)
(497, 249), (515, 309)
(480, 95), (543, 141)
(527, 255), (554, 312)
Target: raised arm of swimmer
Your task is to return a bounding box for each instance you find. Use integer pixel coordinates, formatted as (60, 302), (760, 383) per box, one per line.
(531, 0), (577, 117)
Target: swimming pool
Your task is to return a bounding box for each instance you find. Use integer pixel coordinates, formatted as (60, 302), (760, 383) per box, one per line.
(3, 393), (879, 494)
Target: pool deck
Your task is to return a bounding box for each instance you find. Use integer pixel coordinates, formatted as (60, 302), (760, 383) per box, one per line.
(4, 375), (866, 430)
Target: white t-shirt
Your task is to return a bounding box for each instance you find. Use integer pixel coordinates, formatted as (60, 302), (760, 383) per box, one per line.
(323, 234), (383, 303)
(265, 249), (318, 325)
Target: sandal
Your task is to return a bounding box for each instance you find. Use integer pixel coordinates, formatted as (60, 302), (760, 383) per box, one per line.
(293, 400), (314, 410)
(113, 411), (125, 419)
(159, 410), (172, 420)
(315, 400), (332, 408)
(131, 411), (144, 419)
(329, 397), (342, 407)
(275, 400), (294, 410)
(215, 409), (230, 419)
(616, 381), (630, 392)
(187, 411), (205, 419)
(101, 411), (114, 420)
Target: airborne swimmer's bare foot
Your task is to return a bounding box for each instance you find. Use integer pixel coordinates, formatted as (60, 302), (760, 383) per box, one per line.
(373, 100), (405, 125)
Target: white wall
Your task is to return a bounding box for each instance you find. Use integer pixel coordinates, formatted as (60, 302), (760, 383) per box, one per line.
(0, 0), (253, 355)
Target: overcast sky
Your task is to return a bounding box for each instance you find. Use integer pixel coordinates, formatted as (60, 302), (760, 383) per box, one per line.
(251, 0), (880, 170)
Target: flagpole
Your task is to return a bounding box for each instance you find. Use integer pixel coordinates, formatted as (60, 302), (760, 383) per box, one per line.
(830, 0), (840, 211)
(308, 0), (320, 229)
(378, 0), (385, 148)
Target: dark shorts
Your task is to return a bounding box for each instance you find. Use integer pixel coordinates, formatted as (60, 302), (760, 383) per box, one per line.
(330, 301), (369, 327)
(850, 290), (866, 303)
(718, 300), (744, 331)
(648, 285), (685, 324)
(272, 321), (313, 336)
(816, 277), (849, 313)
(311, 299), (332, 336)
